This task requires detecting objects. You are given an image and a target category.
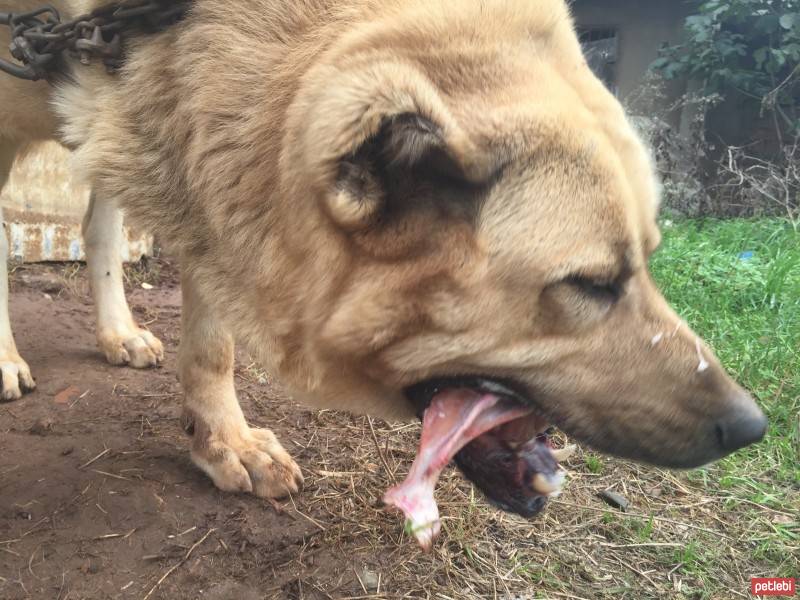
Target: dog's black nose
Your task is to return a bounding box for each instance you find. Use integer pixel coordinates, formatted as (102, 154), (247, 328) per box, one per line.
(715, 395), (767, 452)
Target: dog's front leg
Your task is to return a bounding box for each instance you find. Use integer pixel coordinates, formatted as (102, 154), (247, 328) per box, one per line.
(178, 269), (303, 498)
(0, 144), (36, 400)
(82, 193), (164, 368)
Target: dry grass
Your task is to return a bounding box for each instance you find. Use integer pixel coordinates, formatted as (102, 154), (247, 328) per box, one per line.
(5, 220), (791, 599)
(235, 367), (793, 600)
(303, 421), (784, 598)
(234, 218), (799, 599)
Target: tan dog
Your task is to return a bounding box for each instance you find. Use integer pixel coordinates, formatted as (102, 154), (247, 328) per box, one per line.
(1, 0), (765, 530)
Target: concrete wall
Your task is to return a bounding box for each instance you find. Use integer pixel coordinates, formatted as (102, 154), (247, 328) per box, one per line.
(1, 142), (151, 262)
(571, 1), (781, 159)
(570, 0), (696, 128)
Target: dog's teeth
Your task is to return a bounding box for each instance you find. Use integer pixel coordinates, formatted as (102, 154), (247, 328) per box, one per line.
(531, 472), (564, 495)
(551, 444), (577, 462)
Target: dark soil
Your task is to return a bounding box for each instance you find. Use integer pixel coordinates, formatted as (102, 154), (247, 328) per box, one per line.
(0, 261), (382, 600)
(4, 259), (776, 600)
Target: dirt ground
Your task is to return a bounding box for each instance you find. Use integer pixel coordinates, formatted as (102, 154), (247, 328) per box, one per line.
(0, 260), (398, 600)
(1, 260), (787, 600)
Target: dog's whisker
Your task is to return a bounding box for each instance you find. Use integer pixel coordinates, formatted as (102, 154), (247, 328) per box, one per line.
(695, 337), (710, 373)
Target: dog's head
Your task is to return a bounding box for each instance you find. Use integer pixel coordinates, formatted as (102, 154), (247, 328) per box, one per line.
(264, 0), (766, 505)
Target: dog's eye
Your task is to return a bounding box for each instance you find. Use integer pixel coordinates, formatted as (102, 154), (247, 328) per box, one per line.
(565, 276), (623, 304)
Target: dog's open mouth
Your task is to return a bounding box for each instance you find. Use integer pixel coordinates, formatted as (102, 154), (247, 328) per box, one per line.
(383, 377), (574, 550)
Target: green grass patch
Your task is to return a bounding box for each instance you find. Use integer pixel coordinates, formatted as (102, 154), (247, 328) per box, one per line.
(649, 218), (799, 590)
(651, 218), (800, 488)
(585, 453), (604, 474)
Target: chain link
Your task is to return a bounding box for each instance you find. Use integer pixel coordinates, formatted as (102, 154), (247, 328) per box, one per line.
(0, 1), (188, 81)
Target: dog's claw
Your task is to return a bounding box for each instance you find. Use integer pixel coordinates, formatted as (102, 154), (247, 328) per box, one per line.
(99, 327), (164, 368)
(0, 354), (36, 401)
(190, 424), (303, 499)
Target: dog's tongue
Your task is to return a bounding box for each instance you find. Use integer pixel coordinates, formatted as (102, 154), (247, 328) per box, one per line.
(382, 389), (531, 550)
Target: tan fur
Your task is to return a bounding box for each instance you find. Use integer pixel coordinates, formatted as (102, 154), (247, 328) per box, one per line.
(1, 0), (763, 496)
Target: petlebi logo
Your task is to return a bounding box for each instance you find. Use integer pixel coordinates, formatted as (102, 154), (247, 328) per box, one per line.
(750, 577), (797, 597)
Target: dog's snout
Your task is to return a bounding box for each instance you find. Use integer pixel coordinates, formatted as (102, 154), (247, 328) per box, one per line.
(714, 393), (767, 453)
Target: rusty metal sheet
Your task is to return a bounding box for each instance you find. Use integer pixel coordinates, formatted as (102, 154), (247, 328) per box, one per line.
(3, 209), (152, 263)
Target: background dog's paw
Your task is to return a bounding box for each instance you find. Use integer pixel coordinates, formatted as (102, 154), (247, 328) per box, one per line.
(99, 328), (164, 368)
(191, 426), (304, 499)
(0, 353), (36, 401)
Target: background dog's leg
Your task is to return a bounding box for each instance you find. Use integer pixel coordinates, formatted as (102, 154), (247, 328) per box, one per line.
(82, 193), (164, 368)
(178, 269), (303, 498)
(0, 143), (35, 400)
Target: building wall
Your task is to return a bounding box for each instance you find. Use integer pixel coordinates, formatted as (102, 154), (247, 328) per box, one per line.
(570, 0), (693, 101)
(1, 142), (151, 262)
(570, 0), (699, 136)
(571, 1), (779, 158)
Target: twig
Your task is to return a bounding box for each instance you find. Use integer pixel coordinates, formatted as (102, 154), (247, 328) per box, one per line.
(21, 517), (48, 538)
(28, 545), (39, 578)
(94, 529), (136, 541)
(353, 569), (368, 595)
(287, 494), (326, 531)
(55, 572), (66, 600)
(114, 393), (177, 398)
(599, 542), (683, 548)
(314, 469), (361, 478)
(79, 447), (110, 470)
(91, 469), (130, 481)
(367, 417), (397, 484)
(551, 500), (733, 539)
(549, 592), (592, 600)
(141, 528), (216, 600)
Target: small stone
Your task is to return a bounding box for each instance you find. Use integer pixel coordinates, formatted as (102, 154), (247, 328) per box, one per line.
(598, 489), (629, 511)
(360, 568), (380, 591)
(19, 273), (63, 294)
(772, 514), (792, 525)
(646, 485), (663, 498)
(80, 558), (101, 574)
(29, 416), (55, 436)
(54, 385), (80, 405)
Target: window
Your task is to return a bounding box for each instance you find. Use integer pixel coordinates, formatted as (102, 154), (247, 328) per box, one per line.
(577, 27), (619, 95)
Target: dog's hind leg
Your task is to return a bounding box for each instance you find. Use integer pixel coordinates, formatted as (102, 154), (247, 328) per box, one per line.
(0, 142), (35, 400)
(178, 269), (303, 498)
(82, 193), (164, 368)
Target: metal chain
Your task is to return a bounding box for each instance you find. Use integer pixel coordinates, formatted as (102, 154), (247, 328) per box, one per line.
(0, 1), (188, 81)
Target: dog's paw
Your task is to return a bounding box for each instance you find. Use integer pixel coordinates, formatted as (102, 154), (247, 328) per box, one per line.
(98, 327), (164, 368)
(189, 423), (303, 499)
(0, 352), (35, 401)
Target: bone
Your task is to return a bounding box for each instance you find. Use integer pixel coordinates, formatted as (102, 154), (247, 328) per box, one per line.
(550, 444), (577, 462)
(383, 483), (440, 552)
(383, 390), (530, 549)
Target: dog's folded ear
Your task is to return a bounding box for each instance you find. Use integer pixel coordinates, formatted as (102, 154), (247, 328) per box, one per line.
(289, 62), (494, 229)
(329, 112), (473, 229)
